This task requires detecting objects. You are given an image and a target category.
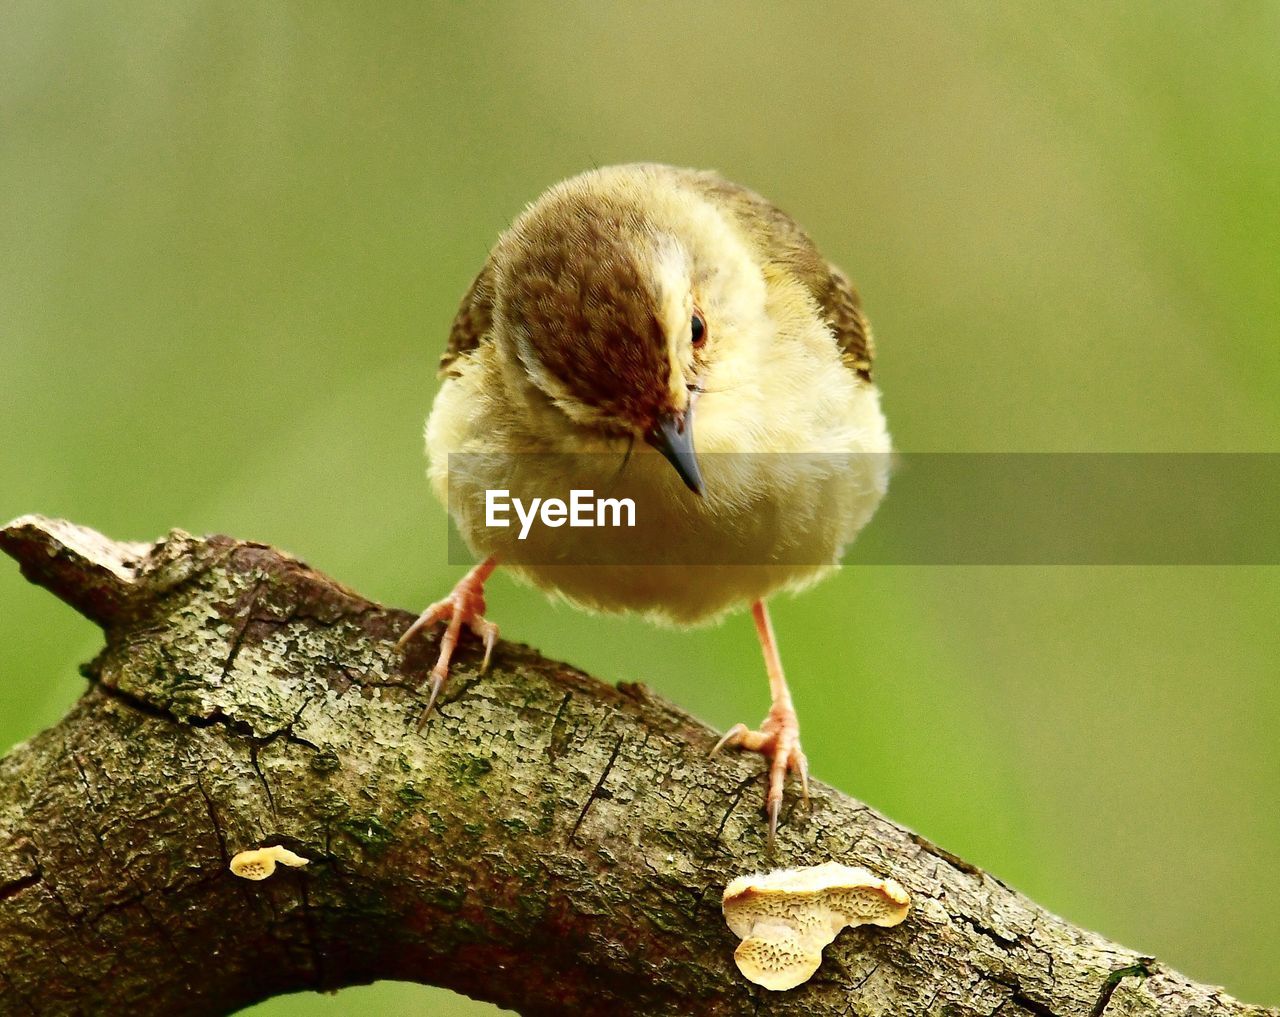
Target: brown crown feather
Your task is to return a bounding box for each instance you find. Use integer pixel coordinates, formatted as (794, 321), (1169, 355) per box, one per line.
(495, 192), (674, 424)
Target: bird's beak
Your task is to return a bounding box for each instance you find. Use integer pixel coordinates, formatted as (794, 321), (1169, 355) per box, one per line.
(645, 407), (704, 496)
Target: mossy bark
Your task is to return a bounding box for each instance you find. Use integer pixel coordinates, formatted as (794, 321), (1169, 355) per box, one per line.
(0, 516), (1273, 1017)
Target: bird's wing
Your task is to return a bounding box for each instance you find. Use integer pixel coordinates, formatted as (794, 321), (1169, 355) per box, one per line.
(673, 168), (875, 382)
(439, 257), (495, 379)
(814, 260), (874, 381)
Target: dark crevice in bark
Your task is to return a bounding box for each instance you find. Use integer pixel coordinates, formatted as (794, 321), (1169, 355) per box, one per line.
(985, 975), (1061, 1017)
(0, 870), (42, 905)
(956, 913), (1022, 952)
(1088, 962), (1155, 1017)
(568, 733), (624, 845)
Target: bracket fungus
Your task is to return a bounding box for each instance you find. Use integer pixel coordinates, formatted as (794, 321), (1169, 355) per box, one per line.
(722, 862), (910, 991)
(229, 845), (311, 881)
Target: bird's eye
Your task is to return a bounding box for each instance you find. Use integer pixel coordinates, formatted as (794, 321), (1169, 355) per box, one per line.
(690, 310), (707, 346)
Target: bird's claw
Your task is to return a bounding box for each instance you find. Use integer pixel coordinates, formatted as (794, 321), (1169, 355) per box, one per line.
(711, 706), (810, 848)
(399, 572), (499, 728)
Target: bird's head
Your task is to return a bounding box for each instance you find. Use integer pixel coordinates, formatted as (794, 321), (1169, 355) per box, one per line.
(488, 168), (769, 496)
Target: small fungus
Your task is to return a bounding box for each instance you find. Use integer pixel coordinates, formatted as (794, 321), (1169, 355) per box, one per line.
(229, 845), (310, 881)
(722, 861), (910, 991)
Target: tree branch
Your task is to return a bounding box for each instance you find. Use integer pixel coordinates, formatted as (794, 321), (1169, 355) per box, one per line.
(0, 515), (1272, 1016)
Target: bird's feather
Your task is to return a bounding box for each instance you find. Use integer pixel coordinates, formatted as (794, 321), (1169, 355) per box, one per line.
(670, 167), (875, 382)
(437, 165), (875, 383)
(439, 256), (495, 378)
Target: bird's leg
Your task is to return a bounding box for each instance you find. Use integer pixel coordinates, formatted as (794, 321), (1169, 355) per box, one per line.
(397, 556), (499, 727)
(711, 599), (810, 847)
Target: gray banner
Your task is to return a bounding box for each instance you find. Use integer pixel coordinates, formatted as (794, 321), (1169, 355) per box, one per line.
(444, 453), (1280, 565)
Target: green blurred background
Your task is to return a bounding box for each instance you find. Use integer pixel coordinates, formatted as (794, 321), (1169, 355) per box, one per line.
(2, 2), (1277, 1012)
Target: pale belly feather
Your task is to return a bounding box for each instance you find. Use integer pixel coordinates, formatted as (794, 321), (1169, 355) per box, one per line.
(429, 382), (890, 625)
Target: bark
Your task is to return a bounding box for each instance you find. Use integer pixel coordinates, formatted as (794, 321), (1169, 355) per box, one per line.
(0, 514), (1272, 1017)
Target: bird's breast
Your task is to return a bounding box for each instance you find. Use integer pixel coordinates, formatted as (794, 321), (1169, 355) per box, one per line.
(439, 445), (889, 624)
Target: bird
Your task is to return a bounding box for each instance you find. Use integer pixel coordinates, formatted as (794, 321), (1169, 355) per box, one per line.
(399, 163), (890, 846)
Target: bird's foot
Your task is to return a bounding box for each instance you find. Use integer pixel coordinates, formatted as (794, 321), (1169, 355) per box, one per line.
(712, 702), (810, 848)
(398, 567), (498, 727)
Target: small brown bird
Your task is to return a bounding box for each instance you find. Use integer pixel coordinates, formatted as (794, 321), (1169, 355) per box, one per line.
(400, 164), (890, 844)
